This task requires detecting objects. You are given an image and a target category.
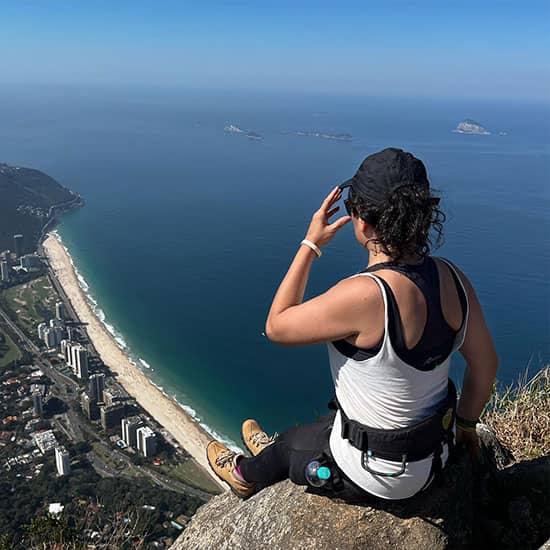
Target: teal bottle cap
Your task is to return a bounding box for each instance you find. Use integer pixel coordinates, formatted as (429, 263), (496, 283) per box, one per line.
(317, 466), (331, 480)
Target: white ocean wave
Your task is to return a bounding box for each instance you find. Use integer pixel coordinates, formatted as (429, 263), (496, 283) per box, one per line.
(200, 421), (242, 453)
(149, 379), (165, 393)
(114, 336), (127, 349)
(52, 230), (238, 453)
(172, 395), (241, 452)
(178, 402), (197, 417)
(139, 358), (152, 370)
(76, 274), (89, 292)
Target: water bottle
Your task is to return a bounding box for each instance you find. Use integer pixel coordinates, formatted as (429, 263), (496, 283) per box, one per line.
(305, 460), (331, 487)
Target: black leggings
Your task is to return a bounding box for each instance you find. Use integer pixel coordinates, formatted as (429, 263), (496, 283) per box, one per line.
(239, 412), (336, 488)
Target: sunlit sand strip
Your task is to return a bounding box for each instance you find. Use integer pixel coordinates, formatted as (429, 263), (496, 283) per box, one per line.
(42, 233), (224, 490)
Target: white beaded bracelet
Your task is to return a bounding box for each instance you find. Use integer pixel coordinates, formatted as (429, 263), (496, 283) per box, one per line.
(300, 239), (322, 258)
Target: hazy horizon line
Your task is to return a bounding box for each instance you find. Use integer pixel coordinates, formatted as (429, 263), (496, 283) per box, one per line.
(1, 80), (549, 105)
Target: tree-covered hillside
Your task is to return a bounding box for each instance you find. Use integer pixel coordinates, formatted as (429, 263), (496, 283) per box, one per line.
(0, 163), (78, 254)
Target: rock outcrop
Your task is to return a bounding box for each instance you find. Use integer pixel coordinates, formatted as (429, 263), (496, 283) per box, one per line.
(452, 119), (491, 135)
(172, 427), (549, 549)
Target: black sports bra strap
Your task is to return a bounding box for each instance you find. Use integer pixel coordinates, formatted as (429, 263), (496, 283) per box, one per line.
(374, 276), (405, 352)
(437, 258), (468, 326)
(361, 257), (464, 371)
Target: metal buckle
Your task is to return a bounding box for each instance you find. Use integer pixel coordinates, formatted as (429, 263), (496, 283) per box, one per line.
(362, 450), (407, 478)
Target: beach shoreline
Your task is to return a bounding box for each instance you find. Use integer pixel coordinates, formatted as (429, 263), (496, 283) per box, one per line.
(42, 232), (224, 490)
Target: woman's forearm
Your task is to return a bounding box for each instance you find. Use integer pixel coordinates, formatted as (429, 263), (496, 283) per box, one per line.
(266, 185), (349, 337)
(457, 358), (498, 421)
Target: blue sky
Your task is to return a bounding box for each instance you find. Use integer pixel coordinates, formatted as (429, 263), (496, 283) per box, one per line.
(1, 0), (549, 100)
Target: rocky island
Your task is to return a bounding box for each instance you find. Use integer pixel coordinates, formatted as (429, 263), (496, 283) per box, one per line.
(224, 124), (245, 134)
(245, 131), (263, 141)
(224, 124), (264, 140)
(289, 130), (353, 142)
(453, 119), (491, 135)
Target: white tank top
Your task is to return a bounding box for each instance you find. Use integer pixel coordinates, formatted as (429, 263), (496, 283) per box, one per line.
(328, 260), (469, 500)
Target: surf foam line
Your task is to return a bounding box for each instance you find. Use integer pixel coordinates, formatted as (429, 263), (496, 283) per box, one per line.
(50, 229), (240, 452)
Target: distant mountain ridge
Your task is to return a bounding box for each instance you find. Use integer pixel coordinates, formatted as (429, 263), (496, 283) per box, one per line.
(0, 163), (81, 254)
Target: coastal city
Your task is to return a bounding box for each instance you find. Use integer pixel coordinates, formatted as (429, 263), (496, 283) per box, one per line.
(2, 2), (549, 548)
(0, 231), (218, 548)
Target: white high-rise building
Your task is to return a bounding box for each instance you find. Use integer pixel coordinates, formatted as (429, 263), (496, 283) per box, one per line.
(38, 322), (48, 341)
(122, 416), (143, 448)
(55, 301), (66, 320)
(60, 339), (69, 358)
(74, 346), (88, 379)
(0, 261), (9, 282)
(64, 342), (88, 378)
(66, 341), (74, 366)
(55, 446), (71, 476)
(69, 344), (79, 369)
(136, 426), (156, 457)
(49, 318), (62, 329)
(13, 234), (23, 258)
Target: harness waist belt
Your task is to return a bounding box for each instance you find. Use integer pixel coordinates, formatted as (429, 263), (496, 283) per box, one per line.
(329, 379), (457, 462)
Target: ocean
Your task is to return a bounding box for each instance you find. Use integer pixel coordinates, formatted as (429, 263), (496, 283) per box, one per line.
(1, 85), (548, 446)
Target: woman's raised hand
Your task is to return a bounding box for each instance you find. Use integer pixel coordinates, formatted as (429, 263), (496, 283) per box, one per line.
(305, 186), (352, 248)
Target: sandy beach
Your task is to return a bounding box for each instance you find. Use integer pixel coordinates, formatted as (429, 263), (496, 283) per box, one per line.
(42, 232), (223, 489)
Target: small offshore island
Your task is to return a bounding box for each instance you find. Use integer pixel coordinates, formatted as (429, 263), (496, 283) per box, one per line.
(453, 119), (491, 135)
(289, 130), (353, 142)
(224, 124), (264, 140)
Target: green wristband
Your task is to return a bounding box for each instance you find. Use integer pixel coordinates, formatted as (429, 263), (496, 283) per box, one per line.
(456, 414), (478, 429)
(456, 424), (477, 433)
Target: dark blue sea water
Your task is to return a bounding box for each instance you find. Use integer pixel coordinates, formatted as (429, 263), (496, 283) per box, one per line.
(1, 85), (548, 445)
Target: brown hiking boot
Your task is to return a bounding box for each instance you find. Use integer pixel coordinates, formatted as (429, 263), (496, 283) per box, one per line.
(206, 440), (255, 498)
(241, 419), (277, 456)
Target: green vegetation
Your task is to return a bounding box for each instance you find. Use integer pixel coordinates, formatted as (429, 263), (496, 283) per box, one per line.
(0, 162), (76, 254)
(24, 515), (78, 548)
(0, 327), (21, 368)
(0, 455), (205, 548)
(482, 365), (549, 461)
(1, 276), (57, 339)
(160, 460), (222, 494)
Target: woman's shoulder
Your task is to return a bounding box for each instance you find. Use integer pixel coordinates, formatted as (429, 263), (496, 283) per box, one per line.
(329, 273), (385, 308)
(432, 256), (472, 290)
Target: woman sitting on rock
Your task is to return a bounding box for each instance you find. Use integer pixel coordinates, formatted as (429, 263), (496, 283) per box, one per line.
(207, 148), (498, 500)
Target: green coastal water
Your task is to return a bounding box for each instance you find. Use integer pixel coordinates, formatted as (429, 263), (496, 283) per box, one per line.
(1, 86), (549, 446)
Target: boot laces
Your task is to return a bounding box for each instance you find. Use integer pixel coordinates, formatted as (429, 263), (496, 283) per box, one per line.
(250, 431), (277, 446)
(215, 450), (236, 468)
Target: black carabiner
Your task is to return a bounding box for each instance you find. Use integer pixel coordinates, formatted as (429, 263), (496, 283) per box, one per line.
(362, 451), (407, 478)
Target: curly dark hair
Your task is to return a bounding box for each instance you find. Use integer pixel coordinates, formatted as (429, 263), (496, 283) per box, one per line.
(346, 185), (446, 261)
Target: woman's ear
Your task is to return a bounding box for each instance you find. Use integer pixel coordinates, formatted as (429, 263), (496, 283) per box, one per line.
(357, 217), (370, 235)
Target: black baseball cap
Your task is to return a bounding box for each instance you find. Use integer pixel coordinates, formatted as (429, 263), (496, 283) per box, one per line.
(340, 148), (437, 205)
